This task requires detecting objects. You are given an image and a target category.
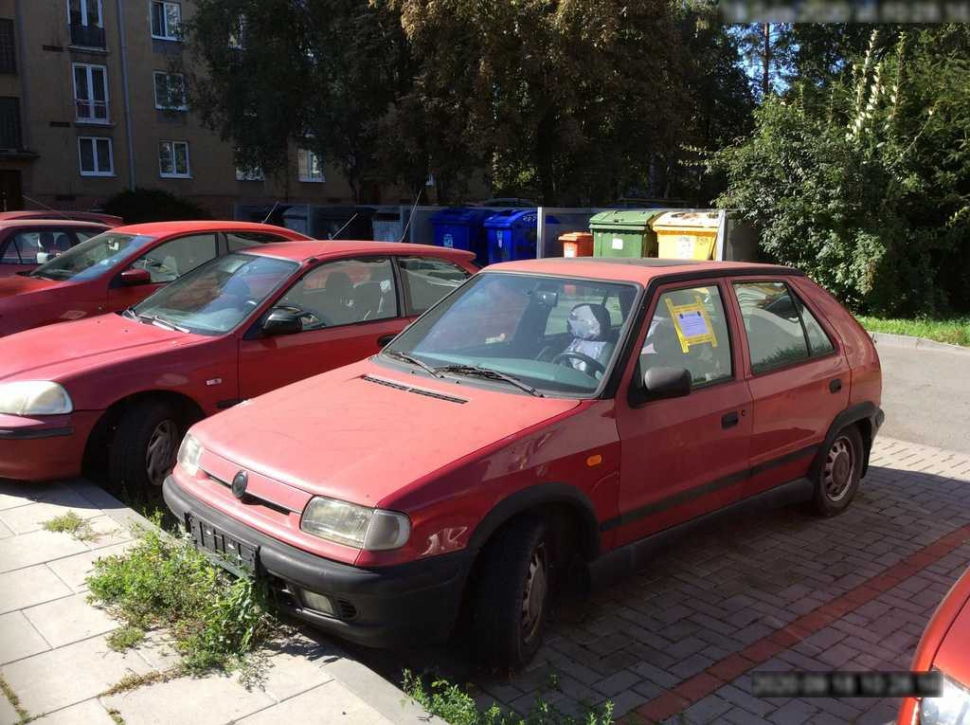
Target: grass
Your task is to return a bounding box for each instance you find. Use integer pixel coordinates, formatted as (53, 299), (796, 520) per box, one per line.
(86, 522), (278, 677)
(858, 315), (970, 347)
(402, 671), (614, 725)
(41, 511), (98, 542)
(0, 674), (31, 724)
(106, 625), (145, 652)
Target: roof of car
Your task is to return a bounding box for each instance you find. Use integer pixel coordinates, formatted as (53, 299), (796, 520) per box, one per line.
(483, 257), (801, 284)
(242, 240), (477, 262)
(0, 219), (110, 230)
(112, 220), (304, 237)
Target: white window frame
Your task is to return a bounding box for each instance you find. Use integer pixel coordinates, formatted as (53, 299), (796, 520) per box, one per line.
(158, 140), (191, 178)
(152, 71), (187, 111)
(78, 136), (114, 177)
(150, 0), (181, 40)
(298, 148), (324, 183)
(72, 62), (109, 124)
(68, 0), (104, 27)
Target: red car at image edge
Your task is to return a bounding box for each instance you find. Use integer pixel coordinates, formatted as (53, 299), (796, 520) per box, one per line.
(0, 241), (476, 491)
(897, 566), (970, 725)
(0, 220), (309, 338)
(163, 257), (884, 667)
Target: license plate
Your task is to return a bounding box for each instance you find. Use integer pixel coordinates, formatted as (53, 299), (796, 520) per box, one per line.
(187, 514), (258, 577)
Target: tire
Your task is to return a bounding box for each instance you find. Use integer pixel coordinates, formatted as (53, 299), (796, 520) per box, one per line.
(811, 425), (864, 517)
(108, 399), (183, 495)
(471, 516), (552, 669)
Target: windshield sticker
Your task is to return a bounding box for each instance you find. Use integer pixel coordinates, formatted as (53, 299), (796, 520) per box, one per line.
(665, 296), (718, 353)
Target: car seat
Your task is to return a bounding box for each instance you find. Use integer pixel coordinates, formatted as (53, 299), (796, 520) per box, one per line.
(561, 303), (614, 376)
(322, 271), (354, 324)
(38, 233), (55, 253)
(53, 234), (72, 252)
(352, 281), (384, 320)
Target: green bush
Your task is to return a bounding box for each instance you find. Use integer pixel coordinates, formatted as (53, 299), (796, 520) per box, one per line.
(102, 187), (211, 224)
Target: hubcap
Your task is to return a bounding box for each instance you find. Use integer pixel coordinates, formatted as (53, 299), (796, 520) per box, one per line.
(823, 436), (855, 502)
(145, 420), (179, 487)
(521, 544), (548, 644)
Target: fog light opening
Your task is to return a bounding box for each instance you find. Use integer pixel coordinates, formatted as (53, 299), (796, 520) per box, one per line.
(299, 589), (336, 617)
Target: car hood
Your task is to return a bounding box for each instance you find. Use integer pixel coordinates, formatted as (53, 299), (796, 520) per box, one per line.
(195, 359), (583, 507)
(0, 313), (207, 383)
(0, 273), (61, 301)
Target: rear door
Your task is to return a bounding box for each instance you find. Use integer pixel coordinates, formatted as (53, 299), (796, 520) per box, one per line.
(728, 277), (850, 497)
(238, 256), (405, 398)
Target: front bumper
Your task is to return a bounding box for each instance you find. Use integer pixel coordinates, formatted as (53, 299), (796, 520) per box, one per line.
(0, 411), (100, 481)
(163, 475), (471, 649)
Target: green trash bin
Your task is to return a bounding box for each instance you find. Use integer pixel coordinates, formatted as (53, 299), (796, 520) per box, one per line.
(589, 209), (664, 258)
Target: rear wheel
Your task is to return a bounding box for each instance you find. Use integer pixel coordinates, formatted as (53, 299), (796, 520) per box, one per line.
(108, 399), (183, 496)
(811, 425), (863, 517)
(472, 517), (552, 669)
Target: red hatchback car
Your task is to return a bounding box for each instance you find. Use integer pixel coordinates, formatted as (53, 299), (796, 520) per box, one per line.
(0, 241), (475, 491)
(0, 221), (308, 338)
(898, 567), (970, 725)
(0, 219), (110, 277)
(164, 258), (884, 667)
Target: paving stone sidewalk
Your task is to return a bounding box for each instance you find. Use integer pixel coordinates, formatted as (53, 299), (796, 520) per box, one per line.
(361, 436), (970, 725)
(0, 478), (441, 725)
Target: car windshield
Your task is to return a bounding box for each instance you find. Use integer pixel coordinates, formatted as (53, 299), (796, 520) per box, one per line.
(130, 253), (298, 335)
(29, 232), (153, 282)
(383, 272), (640, 397)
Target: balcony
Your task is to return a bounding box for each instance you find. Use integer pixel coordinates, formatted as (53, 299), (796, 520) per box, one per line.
(70, 23), (106, 50)
(75, 99), (109, 124)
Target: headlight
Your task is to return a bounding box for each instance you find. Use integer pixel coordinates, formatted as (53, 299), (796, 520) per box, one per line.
(301, 497), (410, 551)
(920, 675), (970, 725)
(177, 434), (204, 477)
(0, 381), (73, 415)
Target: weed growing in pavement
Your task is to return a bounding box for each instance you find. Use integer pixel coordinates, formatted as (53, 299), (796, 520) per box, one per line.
(41, 511), (98, 542)
(86, 521), (278, 676)
(107, 708), (126, 725)
(101, 670), (178, 697)
(402, 670), (614, 725)
(106, 625), (146, 652)
(0, 674), (31, 724)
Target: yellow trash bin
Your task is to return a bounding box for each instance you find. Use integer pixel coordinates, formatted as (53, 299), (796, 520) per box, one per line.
(652, 211), (721, 260)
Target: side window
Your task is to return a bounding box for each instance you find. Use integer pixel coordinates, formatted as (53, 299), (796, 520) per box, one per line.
(225, 231), (287, 252)
(794, 295), (836, 356)
(639, 285), (733, 389)
(733, 281), (814, 373)
(1, 233), (40, 264)
(129, 233), (217, 283)
(275, 257), (397, 330)
(399, 256), (470, 314)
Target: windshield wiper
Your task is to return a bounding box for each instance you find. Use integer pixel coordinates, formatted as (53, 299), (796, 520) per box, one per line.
(434, 364), (544, 397)
(121, 307), (139, 321)
(137, 313), (190, 333)
(383, 349), (440, 377)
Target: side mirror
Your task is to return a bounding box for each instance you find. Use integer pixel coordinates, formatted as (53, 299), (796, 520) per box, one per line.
(261, 308), (303, 336)
(631, 366), (692, 406)
(120, 268), (152, 286)
(35, 252), (51, 265)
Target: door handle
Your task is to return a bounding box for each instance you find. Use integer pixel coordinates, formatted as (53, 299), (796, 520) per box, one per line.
(829, 378), (843, 394)
(721, 411), (740, 429)
(377, 334), (395, 348)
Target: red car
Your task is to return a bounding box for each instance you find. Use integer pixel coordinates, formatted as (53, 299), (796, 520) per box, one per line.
(0, 241), (475, 491)
(0, 211), (124, 227)
(163, 258), (884, 667)
(897, 567), (970, 725)
(0, 219), (111, 277)
(0, 221), (308, 338)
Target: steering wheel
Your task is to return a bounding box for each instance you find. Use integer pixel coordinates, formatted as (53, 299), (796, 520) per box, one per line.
(276, 304), (330, 328)
(552, 351), (606, 378)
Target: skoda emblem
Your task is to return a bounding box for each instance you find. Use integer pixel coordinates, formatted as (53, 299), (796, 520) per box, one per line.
(231, 471), (249, 499)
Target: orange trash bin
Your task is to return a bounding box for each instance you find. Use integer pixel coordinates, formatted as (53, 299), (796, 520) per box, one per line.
(559, 231), (594, 258)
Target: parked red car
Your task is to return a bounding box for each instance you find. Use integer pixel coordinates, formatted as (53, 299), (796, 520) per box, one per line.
(0, 241), (475, 491)
(0, 211), (124, 227)
(0, 221), (308, 338)
(897, 567), (970, 725)
(163, 258), (883, 667)
(0, 220), (110, 277)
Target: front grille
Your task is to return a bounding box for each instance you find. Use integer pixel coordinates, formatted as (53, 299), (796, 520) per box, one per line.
(335, 599), (358, 620)
(361, 374), (467, 404)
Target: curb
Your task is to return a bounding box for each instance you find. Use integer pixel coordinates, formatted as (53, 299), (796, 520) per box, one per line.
(868, 331), (970, 355)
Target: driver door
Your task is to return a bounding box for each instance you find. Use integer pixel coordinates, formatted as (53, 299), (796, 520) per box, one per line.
(238, 256), (406, 399)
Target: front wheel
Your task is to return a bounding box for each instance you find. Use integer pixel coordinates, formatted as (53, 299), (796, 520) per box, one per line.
(108, 399), (184, 496)
(472, 517), (552, 669)
(811, 425), (864, 517)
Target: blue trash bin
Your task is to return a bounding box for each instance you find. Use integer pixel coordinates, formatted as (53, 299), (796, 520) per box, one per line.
(430, 208), (491, 264)
(483, 209), (559, 264)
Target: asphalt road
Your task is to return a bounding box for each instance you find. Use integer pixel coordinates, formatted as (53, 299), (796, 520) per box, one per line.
(876, 340), (970, 454)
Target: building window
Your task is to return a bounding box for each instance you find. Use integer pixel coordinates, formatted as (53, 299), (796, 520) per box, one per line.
(0, 98), (21, 150)
(153, 71), (187, 110)
(159, 140), (190, 178)
(235, 165), (264, 182)
(78, 137), (113, 176)
(73, 63), (109, 123)
(68, 0), (106, 48)
(298, 148), (324, 182)
(0, 20), (16, 74)
(150, 1), (181, 40)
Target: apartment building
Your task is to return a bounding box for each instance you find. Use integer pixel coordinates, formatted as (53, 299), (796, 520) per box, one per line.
(0, 0), (416, 218)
